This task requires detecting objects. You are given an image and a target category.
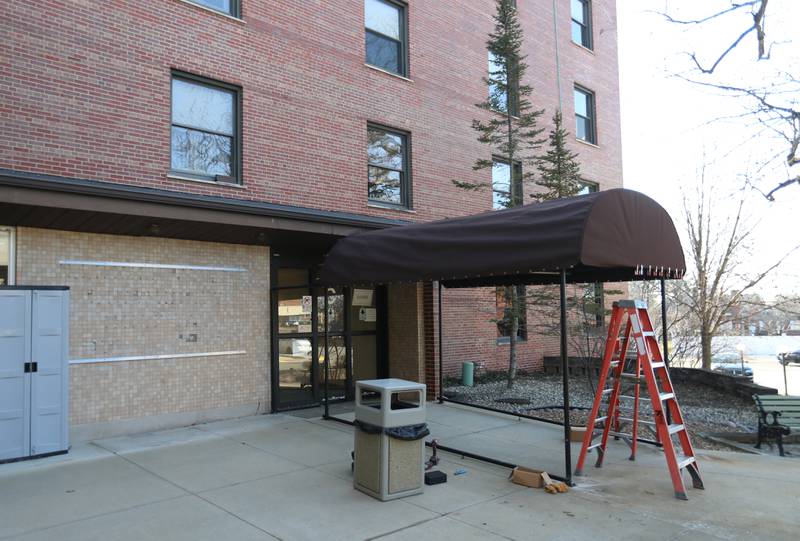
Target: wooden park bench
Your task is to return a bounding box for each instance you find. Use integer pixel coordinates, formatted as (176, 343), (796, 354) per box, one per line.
(753, 394), (800, 456)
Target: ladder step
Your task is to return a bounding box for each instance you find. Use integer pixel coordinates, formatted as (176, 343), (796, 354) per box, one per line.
(668, 424), (686, 435)
(608, 430), (632, 439)
(601, 388), (614, 395)
(618, 417), (656, 425)
(677, 456), (696, 469)
(651, 362), (665, 368)
(594, 416), (608, 424)
(618, 395), (637, 400)
(659, 392), (675, 402)
(642, 331), (655, 337)
(587, 442), (602, 451)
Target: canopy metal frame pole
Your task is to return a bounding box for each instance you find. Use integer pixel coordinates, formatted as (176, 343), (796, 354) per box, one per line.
(323, 290), (330, 419)
(438, 281), (444, 404)
(560, 269), (572, 485)
(660, 278), (672, 425)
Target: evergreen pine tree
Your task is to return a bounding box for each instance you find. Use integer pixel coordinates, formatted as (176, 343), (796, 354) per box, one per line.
(452, 0), (545, 389)
(532, 110), (585, 201)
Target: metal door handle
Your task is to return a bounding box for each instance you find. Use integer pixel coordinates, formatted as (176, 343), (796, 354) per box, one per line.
(31, 362), (38, 373)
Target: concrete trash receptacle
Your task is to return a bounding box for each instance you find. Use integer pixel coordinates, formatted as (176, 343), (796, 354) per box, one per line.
(353, 379), (428, 501)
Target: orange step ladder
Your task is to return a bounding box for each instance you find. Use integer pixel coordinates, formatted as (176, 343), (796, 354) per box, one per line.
(575, 300), (704, 500)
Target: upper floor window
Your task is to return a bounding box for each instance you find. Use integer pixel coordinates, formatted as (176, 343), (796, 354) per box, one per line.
(488, 52), (518, 116)
(171, 73), (241, 183)
(492, 159), (521, 210)
(574, 86), (597, 145)
(571, 0), (592, 49)
(368, 125), (410, 207)
(365, 0), (407, 76)
(186, 0), (240, 17)
(578, 180), (598, 195)
(0, 227), (14, 286)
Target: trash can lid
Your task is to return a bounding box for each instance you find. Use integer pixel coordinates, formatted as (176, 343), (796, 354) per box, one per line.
(355, 378), (426, 391)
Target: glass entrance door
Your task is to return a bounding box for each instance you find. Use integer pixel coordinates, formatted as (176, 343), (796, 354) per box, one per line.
(271, 262), (386, 411)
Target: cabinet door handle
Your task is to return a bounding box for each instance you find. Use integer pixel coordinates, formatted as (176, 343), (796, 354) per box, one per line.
(24, 362), (31, 373)
(31, 362), (38, 373)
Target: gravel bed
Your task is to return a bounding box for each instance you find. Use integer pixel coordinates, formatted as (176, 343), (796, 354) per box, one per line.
(444, 374), (757, 451)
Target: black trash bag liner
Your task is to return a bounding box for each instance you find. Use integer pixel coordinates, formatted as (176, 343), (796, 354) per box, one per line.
(353, 419), (383, 434)
(385, 423), (430, 441)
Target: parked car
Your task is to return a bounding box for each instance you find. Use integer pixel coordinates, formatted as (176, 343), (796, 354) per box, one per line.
(777, 350), (800, 366)
(711, 352), (753, 380)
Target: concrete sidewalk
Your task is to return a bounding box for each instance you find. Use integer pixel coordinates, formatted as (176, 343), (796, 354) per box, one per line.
(0, 406), (798, 540)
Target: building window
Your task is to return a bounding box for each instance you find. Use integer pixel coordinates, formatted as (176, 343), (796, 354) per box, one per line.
(171, 73), (241, 183)
(496, 286), (527, 342)
(0, 227), (14, 286)
(365, 0), (407, 76)
(492, 159), (522, 210)
(488, 52), (518, 116)
(574, 86), (596, 144)
(578, 180), (598, 195)
(571, 0), (592, 49)
(186, 0), (240, 17)
(368, 125), (410, 207)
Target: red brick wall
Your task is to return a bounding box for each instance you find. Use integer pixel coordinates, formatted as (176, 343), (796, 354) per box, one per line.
(1, 0), (622, 222)
(3, 1), (624, 378)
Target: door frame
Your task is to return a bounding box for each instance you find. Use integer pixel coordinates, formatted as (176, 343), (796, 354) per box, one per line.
(270, 255), (387, 412)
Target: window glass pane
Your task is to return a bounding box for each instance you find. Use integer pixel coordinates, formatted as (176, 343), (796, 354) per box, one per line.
(193, 0), (233, 13)
(368, 166), (402, 204)
(571, 0), (585, 24)
(366, 31), (401, 73)
(365, 0), (400, 39)
(317, 288), (345, 333)
(171, 127), (232, 176)
(492, 161), (511, 191)
(277, 268), (309, 288)
(368, 129), (404, 169)
(278, 338), (313, 390)
(574, 89), (588, 117)
(278, 288), (313, 334)
(578, 182), (598, 195)
(493, 190), (511, 210)
(0, 229), (9, 286)
(488, 51), (509, 112)
(576, 117), (587, 141)
(172, 78), (234, 135)
(319, 336), (347, 398)
(571, 22), (584, 44)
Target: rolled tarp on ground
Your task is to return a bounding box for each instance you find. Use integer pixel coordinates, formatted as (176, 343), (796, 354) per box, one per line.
(317, 188), (685, 288)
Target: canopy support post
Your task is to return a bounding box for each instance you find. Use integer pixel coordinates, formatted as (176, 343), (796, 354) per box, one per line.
(560, 269), (572, 485)
(438, 281), (444, 404)
(660, 278), (671, 425)
(323, 289), (330, 419)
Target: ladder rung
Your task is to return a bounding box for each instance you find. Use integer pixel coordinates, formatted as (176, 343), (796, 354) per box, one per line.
(594, 416), (608, 424)
(618, 417), (656, 425)
(668, 424), (686, 435)
(602, 388), (614, 395)
(659, 392), (675, 402)
(609, 361), (620, 367)
(642, 331), (655, 337)
(651, 362), (665, 368)
(608, 430), (632, 439)
(618, 395), (637, 400)
(587, 442), (602, 451)
(677, 456), (696, 469)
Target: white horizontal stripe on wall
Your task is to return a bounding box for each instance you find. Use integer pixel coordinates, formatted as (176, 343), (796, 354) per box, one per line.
(59, 260), (247, 272)
(69, 350), (247, 365)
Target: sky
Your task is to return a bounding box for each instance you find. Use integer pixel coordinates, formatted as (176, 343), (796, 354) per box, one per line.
(615, 0), (800, 298)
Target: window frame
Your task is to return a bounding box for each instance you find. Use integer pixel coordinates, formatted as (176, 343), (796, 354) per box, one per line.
(571, 0), (593, 50)
(364, 0), (409, 77)
(496, 285), (528, 343)
(574, 85), (597, 145)
(184, 0), (241, 18)
(0, 226), (16, 286)
(578, 180), (599, 195)
(367, 123), (412, 209)
(491, 157), (523, 210)
(170, 70), (243, 185)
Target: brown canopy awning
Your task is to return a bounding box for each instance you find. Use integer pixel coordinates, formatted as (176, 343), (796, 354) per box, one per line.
(318, 189), (685, 287)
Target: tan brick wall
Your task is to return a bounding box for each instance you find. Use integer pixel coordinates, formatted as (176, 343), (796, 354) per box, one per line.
(15, 228), (270, 426)
(387, 283), (425, 385)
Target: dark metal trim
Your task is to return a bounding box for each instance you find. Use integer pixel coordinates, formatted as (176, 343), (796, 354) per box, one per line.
(559, 269), (573, 485)
(0, 286), (70, 290)
(437, 281), (444, 404)
(0, 168), (406, 230)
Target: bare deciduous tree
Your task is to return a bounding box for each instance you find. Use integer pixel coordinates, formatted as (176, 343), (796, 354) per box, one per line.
(659, 1), (799, 200)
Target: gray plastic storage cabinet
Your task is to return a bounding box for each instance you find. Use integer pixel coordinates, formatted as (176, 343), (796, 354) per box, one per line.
(353, 379), (427, 501)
